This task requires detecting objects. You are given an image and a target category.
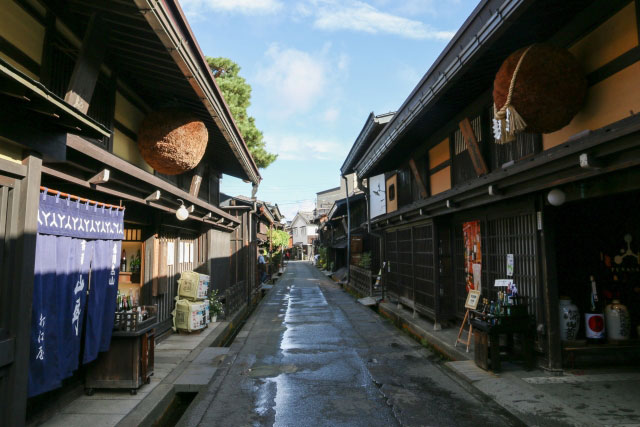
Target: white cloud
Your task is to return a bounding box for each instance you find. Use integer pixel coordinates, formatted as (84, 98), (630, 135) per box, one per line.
(311, 0), (454, 40)
(181, 0), (282, 15)
(322, 107), (340, 123)
(264, 132), (350, 161)
(256, 44), (331, 117)
(280, 199), (316, 221)
(397, 63), (422, 89)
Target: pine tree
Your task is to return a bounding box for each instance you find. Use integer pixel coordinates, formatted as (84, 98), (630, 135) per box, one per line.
(207, 57), (277, 169)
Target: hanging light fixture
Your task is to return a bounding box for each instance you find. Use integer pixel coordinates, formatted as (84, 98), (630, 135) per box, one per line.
(176, 199), (189, 220)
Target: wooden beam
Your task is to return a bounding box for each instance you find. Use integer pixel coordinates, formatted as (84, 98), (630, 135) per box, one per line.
(65, 134), (240, 224)
(459, 117), (488, 176)
(189, 164), (205, 197)
(488, 185), (501, 196)
(88, 168), (110, 184)
(64, 13), (109, 113)
(145, 190), (161, 202)
(408, 158), (428, 199)
(0, 113), (66, 161)
(40, 166), (235, 231)
(579, 153), (603, 170)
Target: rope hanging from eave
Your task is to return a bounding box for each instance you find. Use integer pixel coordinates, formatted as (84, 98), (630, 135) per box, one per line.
(492, 45), (534, 144)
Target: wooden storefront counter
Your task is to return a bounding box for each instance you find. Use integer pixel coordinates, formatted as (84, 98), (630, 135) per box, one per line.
(85, 324), (156, 395)
(471, 311), (535, 372)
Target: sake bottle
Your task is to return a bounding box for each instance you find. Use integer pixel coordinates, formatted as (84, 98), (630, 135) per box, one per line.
(585, 275), (605, 342)
(120, 250), (127, 272)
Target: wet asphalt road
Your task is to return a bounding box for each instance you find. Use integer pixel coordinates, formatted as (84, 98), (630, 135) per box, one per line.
(183, 262), (520, 426)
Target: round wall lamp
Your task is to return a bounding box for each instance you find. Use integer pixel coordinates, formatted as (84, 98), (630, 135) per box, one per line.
(176, 199), (189, 221)
(547, 188), (566, 206)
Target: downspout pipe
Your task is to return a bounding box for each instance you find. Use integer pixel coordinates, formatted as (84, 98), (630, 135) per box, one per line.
(342, 175), (351, 285)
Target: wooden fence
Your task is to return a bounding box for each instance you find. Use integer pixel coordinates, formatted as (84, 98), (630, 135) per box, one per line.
(347, 264), (380, 297)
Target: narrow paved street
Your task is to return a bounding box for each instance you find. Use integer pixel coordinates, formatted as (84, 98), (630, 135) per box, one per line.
(183, 262), (520, 426)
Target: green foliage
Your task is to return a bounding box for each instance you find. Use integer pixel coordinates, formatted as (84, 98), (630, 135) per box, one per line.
(267, 229), (290, 249)
(270, 251), (282, 269)
(209, 289), (224, 318)
(359, 252), (372, 269)
(318, 246), (328, 269)
(206, 57), (277, 169)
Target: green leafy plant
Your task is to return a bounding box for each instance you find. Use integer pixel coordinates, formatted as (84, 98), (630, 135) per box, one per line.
(209, 289), (224, 319)
(318, 246), (328, 269)
(359, 252), (372, 269)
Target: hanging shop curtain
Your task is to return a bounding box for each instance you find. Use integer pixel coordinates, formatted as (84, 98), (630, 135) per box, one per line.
(28, 190), (124, 397)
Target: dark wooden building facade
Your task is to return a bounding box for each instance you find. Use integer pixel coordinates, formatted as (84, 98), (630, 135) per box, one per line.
(0, 0), (261, 423)
(348, 0), (640, 370)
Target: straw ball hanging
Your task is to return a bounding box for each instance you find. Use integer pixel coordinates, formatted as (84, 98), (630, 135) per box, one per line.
(492, 43), (587, 143)
(138, 110), (208, 175)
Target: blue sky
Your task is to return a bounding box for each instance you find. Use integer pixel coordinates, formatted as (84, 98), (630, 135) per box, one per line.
(182, 0), (479, 219)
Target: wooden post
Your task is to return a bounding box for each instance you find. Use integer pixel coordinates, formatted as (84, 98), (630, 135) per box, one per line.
(408, 158), (428, 199)
(3, 154), (42, 425)
(540, 205), (563, 371)
(189, 165), (206, 197)
(459, 118), (488, 176)
(65, 13), (109, 113)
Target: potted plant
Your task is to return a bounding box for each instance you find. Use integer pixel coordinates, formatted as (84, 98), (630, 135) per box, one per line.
(208, 289), (224, 322)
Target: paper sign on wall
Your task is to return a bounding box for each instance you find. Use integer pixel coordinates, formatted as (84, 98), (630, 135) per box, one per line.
(494, 279), (513, 287)
(189, 243), (194, 263)
(506, 254), (514, 277)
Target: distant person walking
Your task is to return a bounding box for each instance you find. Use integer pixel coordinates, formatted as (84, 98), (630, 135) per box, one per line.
(258, 250), (267, 283)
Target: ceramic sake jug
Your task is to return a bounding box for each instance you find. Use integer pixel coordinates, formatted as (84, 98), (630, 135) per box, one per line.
(559, 298), (580, 341)
(605, 299), (630, 340)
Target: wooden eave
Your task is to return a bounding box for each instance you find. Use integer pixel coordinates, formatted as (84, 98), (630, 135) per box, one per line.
(370, 114), (640, 227)
(341, 112), (394, 176)
(0, 57), (110, 139)
(355, 0), (630, 177)
(48, 134), (242, 229)
(54, 0), (261, 184)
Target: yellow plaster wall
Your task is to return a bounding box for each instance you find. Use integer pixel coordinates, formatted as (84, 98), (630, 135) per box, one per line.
(569, 2), (638, 74)
(0, 1), (44, 66)
(112, 129), (153, 174)
(113, 91), (153, 173)
(543, 2), (639, 150)
(430, 166), (451, 196)
(543, 61), (640, 150)
(115, 92), (145, 134)
(0, 51), (38, 80)
(428, 138), (450, 169)
(0, 142), (23, 164)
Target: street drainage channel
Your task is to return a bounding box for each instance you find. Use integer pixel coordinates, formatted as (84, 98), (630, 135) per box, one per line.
(153, 300), (263, 425)
(153, 392), (197, 427)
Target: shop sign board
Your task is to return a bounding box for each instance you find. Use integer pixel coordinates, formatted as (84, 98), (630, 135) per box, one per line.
(463, 220), (482, 293)
(465, 290), (481, 309)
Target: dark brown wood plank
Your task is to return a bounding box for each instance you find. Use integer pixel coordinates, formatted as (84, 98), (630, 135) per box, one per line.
(459, 117), (488, 177)
(189, 165), (205, 197)
(65, 13), (109, 113)
(408, 158), (428, 199)
(6, 155), (42, 425)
